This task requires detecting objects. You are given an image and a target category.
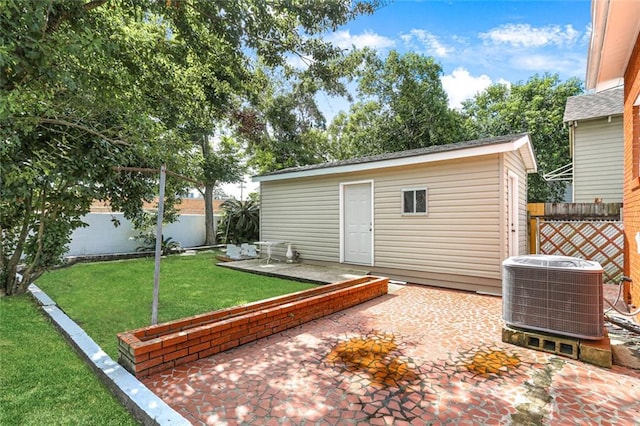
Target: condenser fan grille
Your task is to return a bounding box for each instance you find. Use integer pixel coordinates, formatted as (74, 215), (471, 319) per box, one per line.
(502, 255), (603, 340)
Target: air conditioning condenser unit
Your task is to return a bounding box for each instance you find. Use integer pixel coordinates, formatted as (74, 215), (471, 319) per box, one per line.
(502, 255), (603, 340)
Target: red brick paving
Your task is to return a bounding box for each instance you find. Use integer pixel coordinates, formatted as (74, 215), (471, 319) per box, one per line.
(143, 284), (640, 425)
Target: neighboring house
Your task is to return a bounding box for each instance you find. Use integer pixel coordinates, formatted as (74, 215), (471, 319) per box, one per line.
(586, 0), (640, 310)
(253, 133), (537, 295)
(563, 87), (624, 203)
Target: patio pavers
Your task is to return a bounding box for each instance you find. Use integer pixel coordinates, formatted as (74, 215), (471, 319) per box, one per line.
(143, 284), (640, 425)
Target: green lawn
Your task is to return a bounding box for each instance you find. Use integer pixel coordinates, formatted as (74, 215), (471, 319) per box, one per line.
(0, 295), (137, 426)
(35, 251), (316, 358)
(0, 252), (315, 425)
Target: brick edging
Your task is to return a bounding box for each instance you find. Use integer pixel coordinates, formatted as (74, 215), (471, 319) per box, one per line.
(118, 276), (389, 378)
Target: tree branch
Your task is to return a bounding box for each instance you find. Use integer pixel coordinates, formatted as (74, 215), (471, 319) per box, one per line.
(35, 118), (131, 146)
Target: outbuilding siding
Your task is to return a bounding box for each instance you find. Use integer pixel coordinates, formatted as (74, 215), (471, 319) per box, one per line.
(372, 156), (501, 280)
(260, 176), (342, 262)
(573, 116), (624, 203)
(260, 154), (518, 293)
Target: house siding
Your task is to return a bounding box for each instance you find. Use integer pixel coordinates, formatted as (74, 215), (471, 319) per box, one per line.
(623, 33), (640, 311)
(259, 152), (528, 294)
(573, 116), (624, 203)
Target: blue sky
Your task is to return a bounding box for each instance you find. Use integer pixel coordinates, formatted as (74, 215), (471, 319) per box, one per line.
(234, 0), (593, 197)
(318, 0), (592, 117)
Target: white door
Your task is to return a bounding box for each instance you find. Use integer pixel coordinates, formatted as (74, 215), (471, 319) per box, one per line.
(343, 182), (373, 265)
(508, 172), (519, 257)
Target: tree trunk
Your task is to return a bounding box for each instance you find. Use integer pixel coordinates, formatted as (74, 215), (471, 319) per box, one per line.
(204, 185), (216, 245)
(1, 194), (33, 296)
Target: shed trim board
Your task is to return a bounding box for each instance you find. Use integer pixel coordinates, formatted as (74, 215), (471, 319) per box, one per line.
(255, 134), (536, 293)
(507, 170), (520, 257)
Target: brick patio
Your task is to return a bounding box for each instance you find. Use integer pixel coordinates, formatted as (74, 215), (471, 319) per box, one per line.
(142, 283), (640, 425)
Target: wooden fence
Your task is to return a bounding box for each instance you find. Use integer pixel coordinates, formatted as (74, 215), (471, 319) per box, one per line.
(528, 203), (624, 284)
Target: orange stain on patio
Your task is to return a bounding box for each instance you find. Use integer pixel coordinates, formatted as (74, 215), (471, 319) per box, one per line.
(464, 350), (520, 377)
(326, 333), (418, 388)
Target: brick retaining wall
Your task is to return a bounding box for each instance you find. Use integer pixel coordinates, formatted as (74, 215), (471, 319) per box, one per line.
(117, 275), (388, 378)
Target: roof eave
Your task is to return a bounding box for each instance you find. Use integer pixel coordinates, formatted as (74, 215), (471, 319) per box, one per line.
(586, 0), (640, 91)
(253, 135), (537, 183)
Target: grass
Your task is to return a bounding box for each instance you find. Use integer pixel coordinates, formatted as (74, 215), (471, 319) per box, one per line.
(35, 251), (316, 359)
(0, 295), (137, 426)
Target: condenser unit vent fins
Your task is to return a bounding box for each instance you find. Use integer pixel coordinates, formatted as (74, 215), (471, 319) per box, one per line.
(502, 255), (603, 340)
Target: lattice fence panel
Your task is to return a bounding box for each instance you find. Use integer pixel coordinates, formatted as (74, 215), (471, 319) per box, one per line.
(539, 220), (624, 284)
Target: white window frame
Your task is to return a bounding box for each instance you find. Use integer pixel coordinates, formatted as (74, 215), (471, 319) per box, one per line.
(401, 187), (428, 215)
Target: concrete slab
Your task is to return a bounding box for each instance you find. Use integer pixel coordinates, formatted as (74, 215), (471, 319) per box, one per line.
(217, 259), (370, 284)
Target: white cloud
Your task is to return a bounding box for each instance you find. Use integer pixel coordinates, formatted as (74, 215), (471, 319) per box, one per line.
(480, 24), (580, 48)
(441, 67), (494, 109)
(511, 52), (586, 77)
(325, 30), (395, 50)
(401, 29), (453, 57)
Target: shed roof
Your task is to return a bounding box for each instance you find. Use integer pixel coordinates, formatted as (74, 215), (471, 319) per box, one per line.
(254, 133), (536, 182)
(563, 87), (624, 122)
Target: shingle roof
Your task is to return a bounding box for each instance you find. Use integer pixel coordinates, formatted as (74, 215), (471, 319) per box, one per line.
(255, 133), (530, 178)
(563, 87), (623, 122)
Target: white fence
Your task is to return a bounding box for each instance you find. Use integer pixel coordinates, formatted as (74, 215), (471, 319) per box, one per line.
(66, 213), (208, 256)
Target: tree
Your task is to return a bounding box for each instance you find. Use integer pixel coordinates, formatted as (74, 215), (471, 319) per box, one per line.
(461, 74), (583, 202)
(1, 0), (379, 295)
(1, 2), (192, 295)
(197, 136), (244, 245)
(242, 87), (332, 174)
(327, 50), (467, 159)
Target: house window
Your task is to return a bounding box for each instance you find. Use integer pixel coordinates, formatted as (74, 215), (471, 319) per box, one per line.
(402, 188), (427, 214)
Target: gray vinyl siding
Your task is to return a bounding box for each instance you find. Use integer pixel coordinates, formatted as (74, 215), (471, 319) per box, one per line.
(259, 176), (343, 262)
(573, 116), (623, 203)
(260, 154), (507, 288)
(372, 156), (502, 281)
(504, 151), (529, 256)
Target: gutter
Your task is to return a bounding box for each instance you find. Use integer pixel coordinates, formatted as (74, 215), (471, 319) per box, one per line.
(586, 0), (610, 90)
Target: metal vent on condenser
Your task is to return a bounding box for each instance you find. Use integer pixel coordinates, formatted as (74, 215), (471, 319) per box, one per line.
(502, 255), (604, 340)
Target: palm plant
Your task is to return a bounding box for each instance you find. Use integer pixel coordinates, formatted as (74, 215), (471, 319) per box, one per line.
(217, 199), (260, 244)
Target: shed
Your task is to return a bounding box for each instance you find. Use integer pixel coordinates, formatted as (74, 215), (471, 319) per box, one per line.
(253, 133), (537, 294)
(563, 87), (624, 203)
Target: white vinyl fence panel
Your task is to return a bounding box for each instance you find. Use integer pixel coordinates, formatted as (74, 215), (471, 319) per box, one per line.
(66, 213), (207, 256)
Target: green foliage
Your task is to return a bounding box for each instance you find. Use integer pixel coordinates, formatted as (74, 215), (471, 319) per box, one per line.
(35, 253), (316, 358)
(244, 89), (332, 173)
(1, 0), (378, 295)
(0, 296), (136, 425)
(135, 235), (181, 256)
(327, 49), (468, 159)
(217, 200), (260, 244)
(461, 74), (583, 202)
(128, 208), (181, 254)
